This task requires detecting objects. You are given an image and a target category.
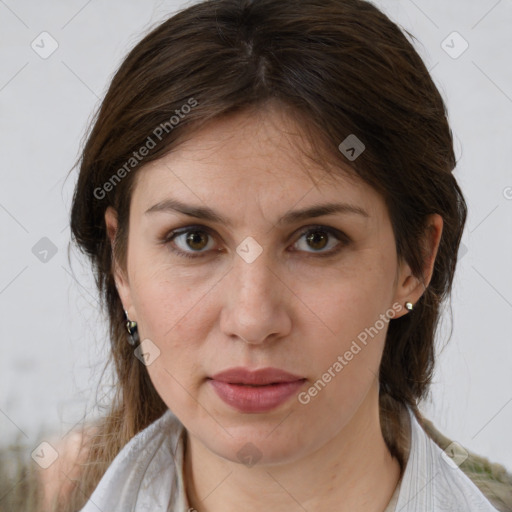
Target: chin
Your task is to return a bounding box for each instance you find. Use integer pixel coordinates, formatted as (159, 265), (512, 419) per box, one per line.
(199, 425), (309, 468)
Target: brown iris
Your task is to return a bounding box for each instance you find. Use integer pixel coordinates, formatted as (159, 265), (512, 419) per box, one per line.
(305, 230), (329, 251)
(185, 231), (209, 251)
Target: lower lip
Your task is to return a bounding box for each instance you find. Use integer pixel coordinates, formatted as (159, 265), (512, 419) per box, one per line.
(208, 379), (306, 413)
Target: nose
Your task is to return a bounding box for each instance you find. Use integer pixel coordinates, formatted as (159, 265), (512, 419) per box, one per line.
(219, 250), (292, 345)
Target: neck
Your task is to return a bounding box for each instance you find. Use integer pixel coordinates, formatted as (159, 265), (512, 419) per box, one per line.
(184, 385), (406, 512)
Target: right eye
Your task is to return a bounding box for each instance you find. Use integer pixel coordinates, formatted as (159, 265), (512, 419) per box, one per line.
(161, 226), (218, 259)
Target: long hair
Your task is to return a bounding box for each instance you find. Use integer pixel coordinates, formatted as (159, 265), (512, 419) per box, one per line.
(59, 0), (466, 509)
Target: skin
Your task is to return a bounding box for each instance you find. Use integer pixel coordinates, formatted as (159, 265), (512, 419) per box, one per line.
(106, 103), (443, 512)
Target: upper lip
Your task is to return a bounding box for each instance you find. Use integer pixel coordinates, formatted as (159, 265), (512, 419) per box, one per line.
(210, 367), (305, 385)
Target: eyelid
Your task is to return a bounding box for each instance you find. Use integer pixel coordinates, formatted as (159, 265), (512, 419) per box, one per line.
(161, 224), (217, 244)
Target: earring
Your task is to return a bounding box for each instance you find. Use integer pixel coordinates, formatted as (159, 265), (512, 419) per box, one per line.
(405, 301), (414, 311)
(124, 310), (140, 346)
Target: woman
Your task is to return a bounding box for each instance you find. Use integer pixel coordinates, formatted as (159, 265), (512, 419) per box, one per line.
(49, 0), (506, 510)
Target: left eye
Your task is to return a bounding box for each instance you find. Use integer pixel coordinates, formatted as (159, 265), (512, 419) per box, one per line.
(161, 225), (348, 259)
(293, 226), (346, 254)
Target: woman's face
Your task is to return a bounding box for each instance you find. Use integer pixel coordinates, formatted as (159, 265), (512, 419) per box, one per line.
(107, 106), (429, 465)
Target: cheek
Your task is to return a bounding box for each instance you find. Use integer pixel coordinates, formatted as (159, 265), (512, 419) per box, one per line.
(130, 257), (210, 339)
(133, 278), (206, 365)
(295, 258), (394, 405)
(296, 308), (387, 434)
(296, 253), (394, 340)
(128, 265), (214, 390)
(135, 283), (207, 418)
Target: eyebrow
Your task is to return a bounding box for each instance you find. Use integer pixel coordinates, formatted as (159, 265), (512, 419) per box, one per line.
(144, 198), (369, 226)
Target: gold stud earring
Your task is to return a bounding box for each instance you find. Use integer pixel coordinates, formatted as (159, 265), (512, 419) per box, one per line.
(405, 301), (414, 311)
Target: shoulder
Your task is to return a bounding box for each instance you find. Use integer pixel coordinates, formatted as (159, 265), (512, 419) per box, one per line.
(411, 410), (509, 511)
(36, 425), (98, 510)
(433, 434), (512, 510)
(77, 409), (185, 512)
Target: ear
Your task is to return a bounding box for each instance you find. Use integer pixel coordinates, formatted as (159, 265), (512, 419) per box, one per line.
(391, 213), (443, 319)
(104, 206), (137, 322)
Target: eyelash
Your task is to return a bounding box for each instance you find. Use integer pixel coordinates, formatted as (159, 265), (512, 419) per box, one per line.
(159, 224), (350, 260)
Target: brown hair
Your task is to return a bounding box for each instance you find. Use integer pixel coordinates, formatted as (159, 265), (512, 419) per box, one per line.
(62, 0), (466, 509)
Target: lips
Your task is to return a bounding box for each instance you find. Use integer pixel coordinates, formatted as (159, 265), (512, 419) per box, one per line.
(210, 367), (305, 385)
(208, 367), (306, 413)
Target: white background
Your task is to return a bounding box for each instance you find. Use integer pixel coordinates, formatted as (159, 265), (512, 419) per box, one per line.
(1, 0), (511, 472)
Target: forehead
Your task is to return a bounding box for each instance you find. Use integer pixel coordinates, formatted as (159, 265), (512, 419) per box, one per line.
(130, 107), (385, 220)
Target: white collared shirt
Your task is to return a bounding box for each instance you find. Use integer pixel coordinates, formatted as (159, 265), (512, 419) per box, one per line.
(78, 405), (499, 511)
